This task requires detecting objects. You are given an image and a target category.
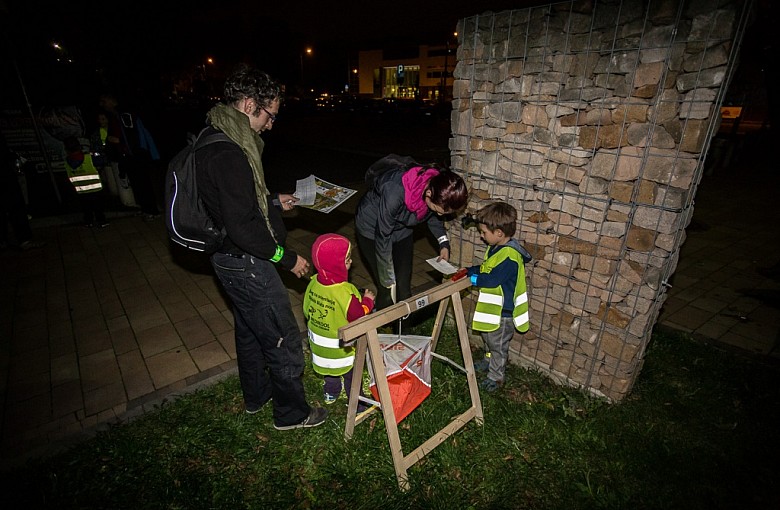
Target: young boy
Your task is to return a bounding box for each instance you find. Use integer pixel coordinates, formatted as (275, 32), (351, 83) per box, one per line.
(303, 233), (376, 416)
(64, 137), (108, 228)
(467, 202), (532, 392)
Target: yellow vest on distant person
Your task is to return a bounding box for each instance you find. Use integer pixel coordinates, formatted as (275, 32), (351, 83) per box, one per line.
(66, 154), (103, 194)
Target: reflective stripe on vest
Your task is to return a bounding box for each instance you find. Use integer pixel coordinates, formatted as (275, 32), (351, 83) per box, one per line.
(311, 351), (355, 370)
(308, 330), (341, 349)
(68, 174), (103, 192)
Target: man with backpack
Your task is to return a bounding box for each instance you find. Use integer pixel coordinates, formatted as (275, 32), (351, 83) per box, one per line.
(193, 64), (328, 430)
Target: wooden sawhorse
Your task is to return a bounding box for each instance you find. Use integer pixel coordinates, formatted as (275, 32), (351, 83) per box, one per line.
(339, 276), (483, 490)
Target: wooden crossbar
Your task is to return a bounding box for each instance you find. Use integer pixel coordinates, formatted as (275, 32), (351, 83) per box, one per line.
(339, 277), (483, 491)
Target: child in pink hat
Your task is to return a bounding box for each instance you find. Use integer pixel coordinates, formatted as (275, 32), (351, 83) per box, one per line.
(304, 233), (376, 416)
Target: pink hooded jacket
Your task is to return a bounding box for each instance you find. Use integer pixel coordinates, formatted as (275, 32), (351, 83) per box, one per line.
(311, 233), (374, 321)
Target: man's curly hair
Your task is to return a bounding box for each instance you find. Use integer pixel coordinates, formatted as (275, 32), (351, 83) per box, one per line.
(223, 63), (282, 114)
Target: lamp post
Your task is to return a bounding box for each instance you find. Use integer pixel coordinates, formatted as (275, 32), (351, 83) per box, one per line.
(440, 32), (457, 103)
(300, 47), (312, 90)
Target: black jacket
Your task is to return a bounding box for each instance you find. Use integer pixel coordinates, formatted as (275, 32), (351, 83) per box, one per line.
(195, 126), (297, 270)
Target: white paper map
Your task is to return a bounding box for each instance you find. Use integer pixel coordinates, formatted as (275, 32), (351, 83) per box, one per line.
(426, 257), (459, 275)
(293, 174), (357, 214)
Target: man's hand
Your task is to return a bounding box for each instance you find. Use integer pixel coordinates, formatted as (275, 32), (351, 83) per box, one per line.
(278, 193), (299, 211)
(291, 255), (310, 278)
(437, 246), (450, 262)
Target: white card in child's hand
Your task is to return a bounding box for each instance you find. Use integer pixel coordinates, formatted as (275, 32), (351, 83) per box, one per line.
(426, 257), (458, 275)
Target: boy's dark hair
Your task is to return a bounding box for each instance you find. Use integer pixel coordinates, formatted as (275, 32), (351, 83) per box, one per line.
(476, 202), (517, 237)
(223, 63), (282, 114)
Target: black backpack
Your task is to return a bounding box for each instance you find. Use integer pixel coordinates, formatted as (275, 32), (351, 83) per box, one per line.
(364, 153), (420, 189)
(165, 129), (232, 253)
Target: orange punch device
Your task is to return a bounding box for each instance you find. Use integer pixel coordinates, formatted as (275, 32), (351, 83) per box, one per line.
(452, 268), (468, 281)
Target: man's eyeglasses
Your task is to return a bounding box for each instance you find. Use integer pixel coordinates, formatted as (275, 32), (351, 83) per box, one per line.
(261, 107), (277, 122)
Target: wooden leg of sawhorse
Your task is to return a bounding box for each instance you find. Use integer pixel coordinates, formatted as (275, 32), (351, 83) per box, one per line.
(427, 291), (484, 426)
(344, 334), (367, 440)
(344, 328), (409, 489)
(451, 289), (484, 425)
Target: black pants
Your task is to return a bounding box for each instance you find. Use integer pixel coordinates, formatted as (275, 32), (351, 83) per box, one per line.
(0, 171), (33, 245)
(356, 233), (414, 310)
(80, 192), (106, 226)
(210, 252), (311, 426)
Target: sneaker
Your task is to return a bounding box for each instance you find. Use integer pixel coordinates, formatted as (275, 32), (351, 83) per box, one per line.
(480, 378), (502, 393)
(473, 358), (490, 373)
(274, 407), (329, 430)
(324, 393), (338, 404)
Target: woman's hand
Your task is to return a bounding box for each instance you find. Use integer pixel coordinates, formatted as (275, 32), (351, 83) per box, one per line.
(278, 193), (299, 211)
(291, 255), (310, 278)
(362, 288), (376, 301)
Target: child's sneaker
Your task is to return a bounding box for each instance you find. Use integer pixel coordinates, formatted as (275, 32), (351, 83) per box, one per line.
(324, 393), (338, 404)
(473, 358), (490, 373)
(480, 378), (502, 393)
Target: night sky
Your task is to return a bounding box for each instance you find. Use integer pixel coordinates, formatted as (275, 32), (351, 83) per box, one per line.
(1, 0), (539, 106)
(2, 0), (772, 129)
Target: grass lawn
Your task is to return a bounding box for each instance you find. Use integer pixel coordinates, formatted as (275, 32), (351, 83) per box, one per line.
(2, 325), (778, 509)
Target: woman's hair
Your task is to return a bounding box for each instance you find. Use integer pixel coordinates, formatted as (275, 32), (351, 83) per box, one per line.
(427, 167), (468, 213)
(223, 63), (282, 113)
(476, 202), (517, 237)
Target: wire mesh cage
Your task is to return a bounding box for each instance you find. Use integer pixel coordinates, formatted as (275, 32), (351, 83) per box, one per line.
(450, 0), (753, 401)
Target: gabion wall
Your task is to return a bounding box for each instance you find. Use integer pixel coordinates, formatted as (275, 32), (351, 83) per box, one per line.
(449, 0), (751, 401)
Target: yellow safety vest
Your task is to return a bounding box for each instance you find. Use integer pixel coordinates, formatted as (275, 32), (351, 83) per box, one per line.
(66, 154), (103, 194)
(471, 245), (529, 333)
(303, 278), (363, 376)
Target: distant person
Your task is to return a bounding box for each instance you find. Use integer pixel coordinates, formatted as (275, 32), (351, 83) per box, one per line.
(355, 154), (468, 310)
(89, 110), (119, 197)
(466, 202), (531, 392)
(63, 136), (108, 228)
(98, 93), (160, 220)
(303, 233), (376, 417)
(0, 132), (44, 251)
(196, 63), (327, 430)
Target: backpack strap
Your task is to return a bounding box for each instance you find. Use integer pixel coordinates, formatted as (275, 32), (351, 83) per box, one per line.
(190, 128), (234, 151)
